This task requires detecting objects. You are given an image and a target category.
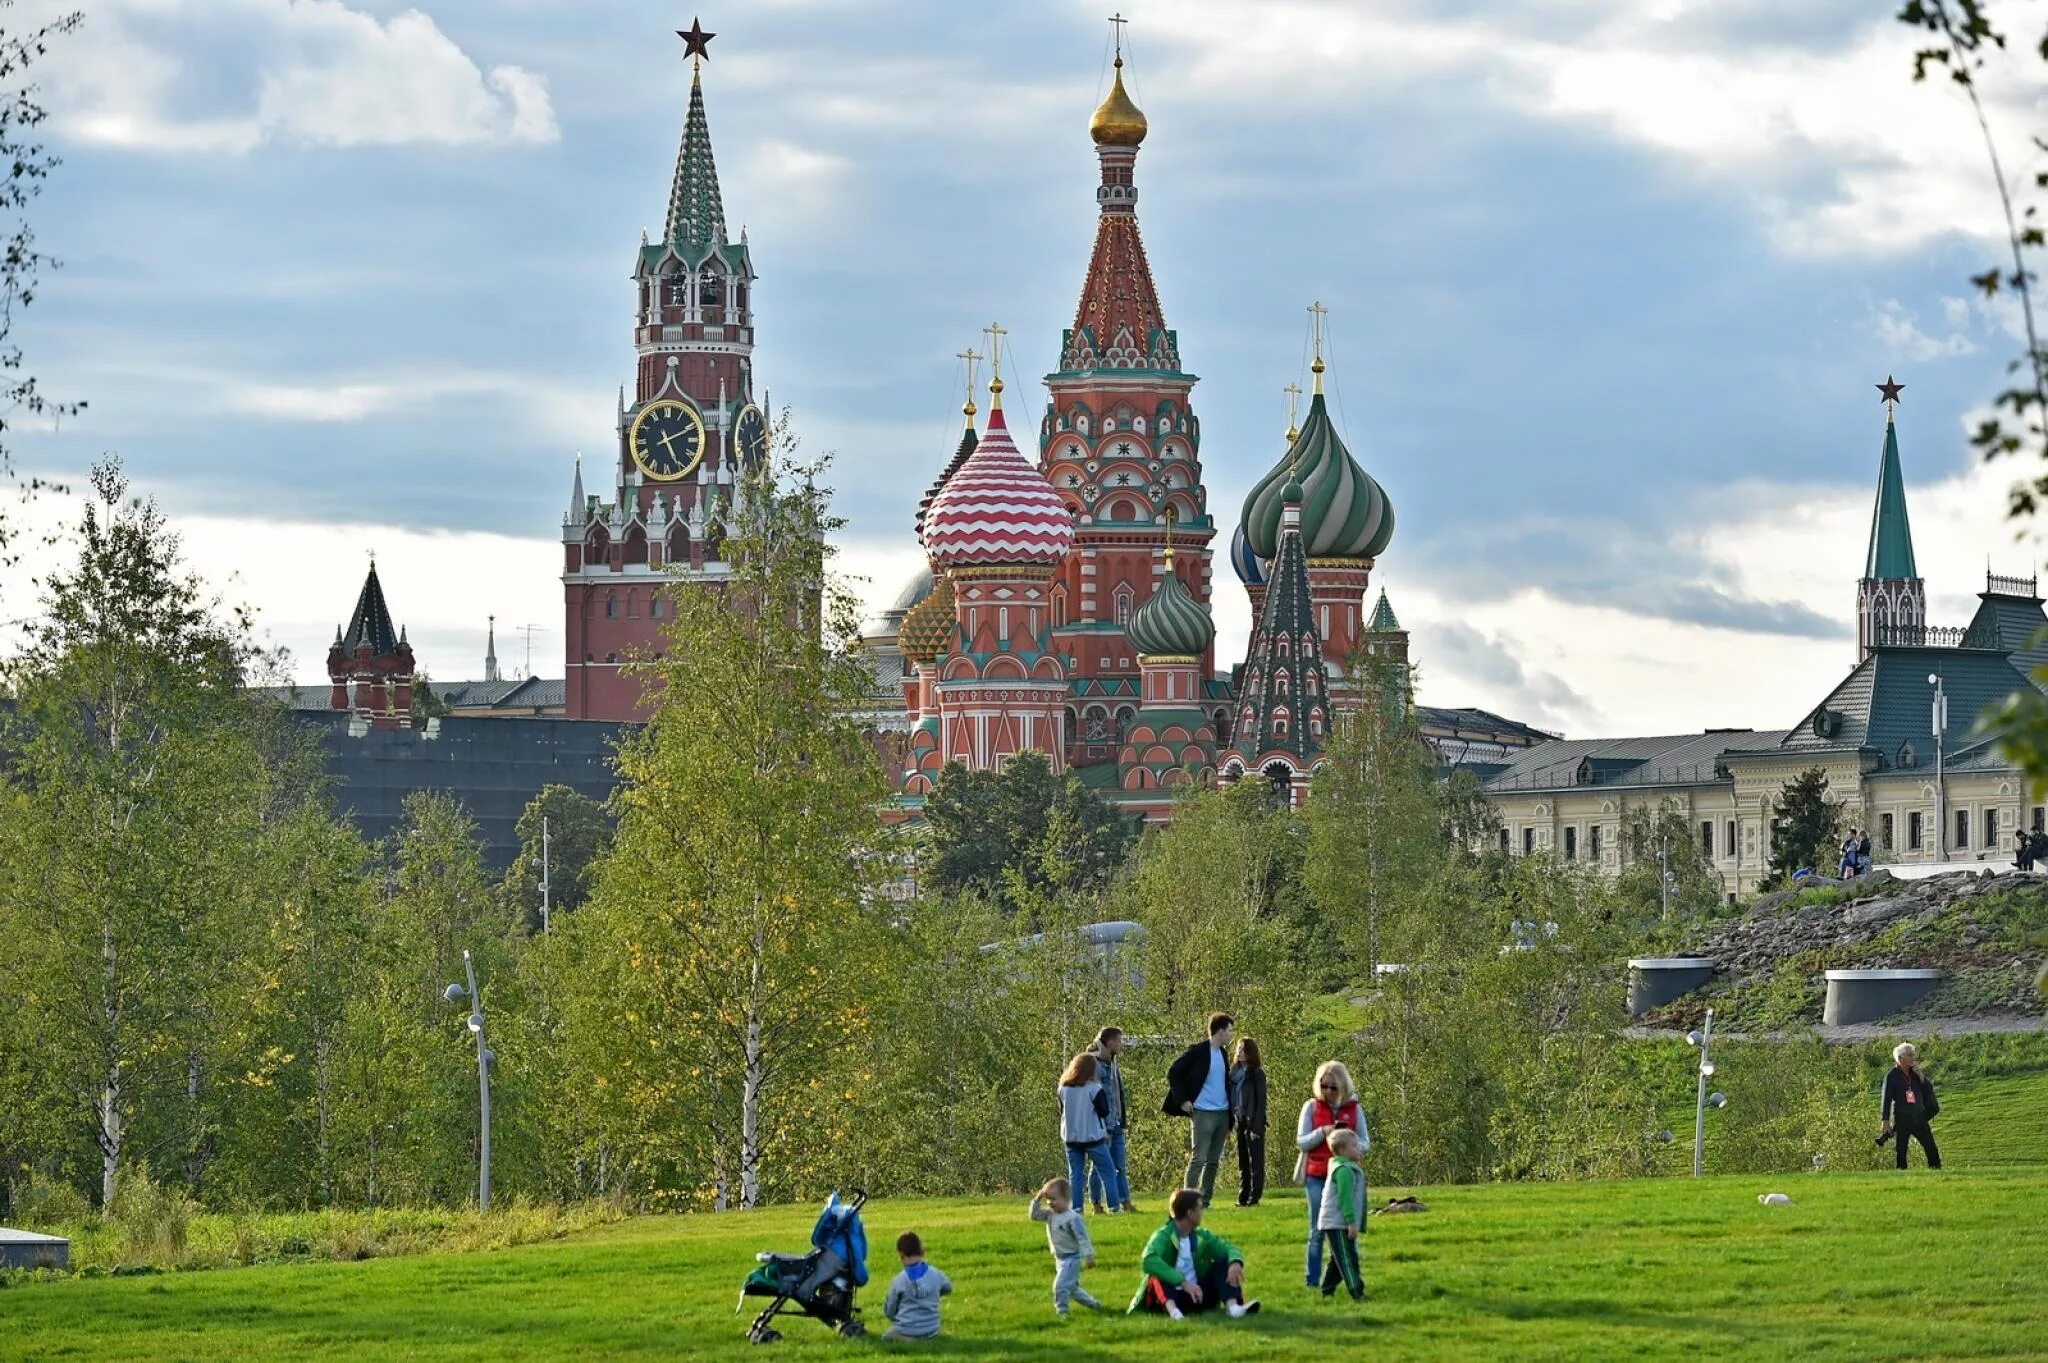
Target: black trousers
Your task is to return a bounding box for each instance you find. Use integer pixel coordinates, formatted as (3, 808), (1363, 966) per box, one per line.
(1141, 1260), (1242, 1315)
(1895, 1120), (1941, 1169)
(1319, 1228), (1364, 1299)
(1236, 1128), (1266, 1205)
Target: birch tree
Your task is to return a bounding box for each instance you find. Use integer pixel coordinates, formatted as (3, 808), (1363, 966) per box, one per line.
(563, 455), (888, 1209)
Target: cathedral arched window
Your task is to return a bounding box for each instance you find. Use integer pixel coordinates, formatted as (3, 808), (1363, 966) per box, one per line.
(1052, 587), (1068, 628)
(1115, 588), (1133, 626)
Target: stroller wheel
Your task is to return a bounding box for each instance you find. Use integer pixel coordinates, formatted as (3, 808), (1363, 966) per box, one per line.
(747, 1325), (782, 1345)
(839, 1319), (867, 1340)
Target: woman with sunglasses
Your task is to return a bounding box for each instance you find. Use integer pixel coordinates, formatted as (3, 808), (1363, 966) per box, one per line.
(1294, 1061), (1368, 1289)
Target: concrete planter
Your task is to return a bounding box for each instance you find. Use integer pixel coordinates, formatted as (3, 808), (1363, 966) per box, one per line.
(0, 1227), (70, 1270)
(1823, 968), (1942, 1026)
(1627, 957), (1717, 1015)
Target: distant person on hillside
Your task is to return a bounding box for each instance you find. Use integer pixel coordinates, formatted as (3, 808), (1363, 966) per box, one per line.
(1294, 1060), (1368, 1288)
(1164, 1013), (1236, 1208)
(1880, 1042), (1942, 1170)
(881, 1231), (953, 1341)
(1838, 830), (1859, 879)
(1058, 1052), (1117, 1218)
(1130, 1188), (1261, 1319)
(1856, 829), (1873, 875)
(1315, 1128), (1368, 1301)
(1029, 1176), (1103, 1316)
(1230, 1037), (1268, 1207)
(2032, 830), (2048, 870)
(1086, 1027), (1136, 1215)
(2017, 828), (2035, 872)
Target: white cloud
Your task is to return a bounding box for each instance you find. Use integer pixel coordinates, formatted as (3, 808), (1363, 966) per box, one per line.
(1871, 298), (1977, 362)
(1137, 0), (2027, 256)
(35, 0), (558, 153)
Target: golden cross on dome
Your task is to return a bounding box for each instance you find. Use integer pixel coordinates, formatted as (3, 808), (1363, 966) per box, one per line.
(984, 322), (1008, 407)
(1284, 381), (1302, 441)
(957, 346), (982, 420)
(1308, 301), (1328, 394)
(1163, 504), (1178, 569)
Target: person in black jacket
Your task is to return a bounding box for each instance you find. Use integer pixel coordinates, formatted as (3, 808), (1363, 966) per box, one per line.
(1229, 1037), (1268, 1207)
(1163, 1013), (1235, 1207)
(1880, 1042), (1941, 1170)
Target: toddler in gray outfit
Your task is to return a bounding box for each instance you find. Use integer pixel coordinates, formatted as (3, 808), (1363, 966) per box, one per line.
(881, 1230), (952, 1340)
(1029, 1177), (1102, 1315)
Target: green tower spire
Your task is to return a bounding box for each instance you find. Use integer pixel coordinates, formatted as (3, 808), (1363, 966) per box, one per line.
(1863, 408), (1918, 582)
(1366, 587), (1401, 632)
(665, 62), (728, 253)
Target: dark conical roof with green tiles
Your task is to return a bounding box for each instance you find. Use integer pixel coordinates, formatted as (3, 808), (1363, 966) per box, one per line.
(1864, 413), (1918, 582)
(1233, 486), (1329, 767)
(1367, 588), (1402, 632)
(667, 66), (727, 253)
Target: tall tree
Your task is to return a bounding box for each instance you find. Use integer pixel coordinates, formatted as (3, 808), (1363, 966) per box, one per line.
(1768, 767), (1843, 887)
(0, 6), (82, 576)
(501, 784), (611, 935)
(1616, 799), (1726, 920)
(0, 463), (281, 1207)
(559, 456), (889, 1209)
(1304, 658), (1442, 974)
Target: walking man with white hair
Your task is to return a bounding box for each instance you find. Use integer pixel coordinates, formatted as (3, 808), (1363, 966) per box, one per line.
(1880, 1042), (1942, 1170)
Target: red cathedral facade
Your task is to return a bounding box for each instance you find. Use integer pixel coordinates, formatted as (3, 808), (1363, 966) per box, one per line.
(561, 26), (771, 721)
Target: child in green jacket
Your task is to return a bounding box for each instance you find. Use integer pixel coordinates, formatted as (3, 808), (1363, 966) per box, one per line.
(1315, 1128), (1367, 1300)
(1129, 1189), (1261, 1319)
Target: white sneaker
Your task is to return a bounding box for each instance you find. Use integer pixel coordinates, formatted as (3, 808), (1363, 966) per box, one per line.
(1226, 1299), (1261, 1318)
(1166, 1303), (1185, 1321)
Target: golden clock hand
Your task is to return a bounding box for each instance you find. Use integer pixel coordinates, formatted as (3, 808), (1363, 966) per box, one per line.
(656, 428), (680, 456)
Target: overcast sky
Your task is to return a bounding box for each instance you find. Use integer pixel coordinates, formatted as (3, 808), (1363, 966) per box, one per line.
(4, 0), (2042, 736)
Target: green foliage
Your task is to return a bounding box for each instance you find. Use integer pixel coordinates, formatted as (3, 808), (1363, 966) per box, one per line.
(546, 456), (891, 1210)
(501, 784), (612, 934)
(1767, 767), (1842, 888)
(921, 752), (1138, 912)
(1615, 799), (1725, 921)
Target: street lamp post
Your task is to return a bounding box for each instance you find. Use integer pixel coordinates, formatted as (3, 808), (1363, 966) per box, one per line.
(443, 949), (493, 1212)
(540, 815), (552, 936)
(1928, 674), (1947, 861)
(1686, 1008), (1729, 1177)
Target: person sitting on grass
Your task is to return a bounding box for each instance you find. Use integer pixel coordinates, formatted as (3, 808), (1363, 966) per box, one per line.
(1029, 1176), (1103, 1317)
(1316, 1128), (1367, 1302)
(881, 1230), (952, 1341)
(1130, 1188), (1261, 1320)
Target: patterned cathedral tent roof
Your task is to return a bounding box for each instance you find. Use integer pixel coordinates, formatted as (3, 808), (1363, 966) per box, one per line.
(340, 563), (404, 657)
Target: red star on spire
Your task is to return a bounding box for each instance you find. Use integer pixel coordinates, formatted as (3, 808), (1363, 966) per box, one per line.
(1876, 375), (1905, 405)
(677, 17), (715, 61)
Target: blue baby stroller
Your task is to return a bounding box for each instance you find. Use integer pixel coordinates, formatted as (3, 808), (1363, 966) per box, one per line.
(737, 1189), (869, 1344)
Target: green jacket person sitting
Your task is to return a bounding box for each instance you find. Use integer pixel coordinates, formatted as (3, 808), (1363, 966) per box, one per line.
(1130, 1188), (1261, 1319)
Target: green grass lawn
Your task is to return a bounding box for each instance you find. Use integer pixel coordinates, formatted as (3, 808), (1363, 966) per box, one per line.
(7, 1169), (2046, 1361)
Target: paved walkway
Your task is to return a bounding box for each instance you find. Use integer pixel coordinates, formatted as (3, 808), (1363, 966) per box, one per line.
(1626, 1013), (2047, 1043)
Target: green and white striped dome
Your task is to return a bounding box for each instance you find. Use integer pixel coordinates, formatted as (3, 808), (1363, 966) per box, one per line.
(1240, 391), (1393, 562)
(1126, 568), (1215, 659)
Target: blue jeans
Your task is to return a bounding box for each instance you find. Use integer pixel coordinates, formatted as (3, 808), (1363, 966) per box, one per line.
(1087, 1126), (1130, 1207)
(1067, 1140), (1113, 1208)
(1302, 1173), (1326, 1286)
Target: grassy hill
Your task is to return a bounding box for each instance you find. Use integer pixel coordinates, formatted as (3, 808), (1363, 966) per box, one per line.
(7, 1168), (2046, 1361)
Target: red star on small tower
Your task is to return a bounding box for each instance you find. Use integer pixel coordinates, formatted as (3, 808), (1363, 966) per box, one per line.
(677, 17), (715, 62)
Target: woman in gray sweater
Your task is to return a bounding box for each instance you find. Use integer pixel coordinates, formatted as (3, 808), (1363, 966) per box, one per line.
(1057, 1052), (1116, 1220)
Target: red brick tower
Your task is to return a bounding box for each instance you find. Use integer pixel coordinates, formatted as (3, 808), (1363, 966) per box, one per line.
(562, 19), (769, 720)
(1037, 40), (1222, 765)
(327, 561), (416, 730)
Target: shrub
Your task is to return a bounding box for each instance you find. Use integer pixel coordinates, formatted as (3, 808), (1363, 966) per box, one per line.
(8, 1172), (90, 1230)
(108, 1164), (198, 1265)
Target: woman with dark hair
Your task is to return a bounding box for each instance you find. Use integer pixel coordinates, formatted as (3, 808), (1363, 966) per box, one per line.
(1230, 1038), (1268, 1207)
(1058, 1051), (1117, 1208)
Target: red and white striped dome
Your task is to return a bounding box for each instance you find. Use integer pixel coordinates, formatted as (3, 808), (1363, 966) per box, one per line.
(924, 406), (1075, 569)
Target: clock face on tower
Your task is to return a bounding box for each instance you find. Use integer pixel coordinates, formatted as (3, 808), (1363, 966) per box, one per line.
(628, 398), (706, 481)
(734, 402), (769, 470)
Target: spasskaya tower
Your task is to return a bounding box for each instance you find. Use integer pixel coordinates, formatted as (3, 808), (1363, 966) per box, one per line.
(562, 17), (768, 721)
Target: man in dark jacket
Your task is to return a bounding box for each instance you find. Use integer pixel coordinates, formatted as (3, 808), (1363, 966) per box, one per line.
(1163, 1013), (1234, 1207)
(1880, 1041), (1941, 1170)
(1086, 1027), (1136, 1215)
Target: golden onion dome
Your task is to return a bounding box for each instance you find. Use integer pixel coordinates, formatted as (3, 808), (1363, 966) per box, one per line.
(1089, 57), (1148, 147)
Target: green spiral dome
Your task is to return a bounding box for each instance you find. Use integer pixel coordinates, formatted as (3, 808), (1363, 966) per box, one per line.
(1240, 391), (1394, 562)
(1126, 568), (1216, 659)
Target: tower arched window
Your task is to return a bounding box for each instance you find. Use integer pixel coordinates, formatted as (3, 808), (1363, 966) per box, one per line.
(698, 266), (724, 310)
(605, 593), (618, 619)
(1115, 588), (1134, 626)
(667, 273), (689, 307)
(651, 593), (665, 619)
